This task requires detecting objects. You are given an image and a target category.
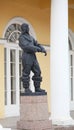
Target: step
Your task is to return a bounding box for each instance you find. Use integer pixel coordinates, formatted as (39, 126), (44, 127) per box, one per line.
(52, 125), (74, 130)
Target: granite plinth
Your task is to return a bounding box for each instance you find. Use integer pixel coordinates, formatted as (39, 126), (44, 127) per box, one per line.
(17, 93), (52, 130)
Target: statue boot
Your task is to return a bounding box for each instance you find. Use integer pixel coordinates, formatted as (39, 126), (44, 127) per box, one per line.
(21, 75), (32, 93)
(25, 88), (32, 93)
(23, 83), (32, 93)
(34, 81), (45, 93)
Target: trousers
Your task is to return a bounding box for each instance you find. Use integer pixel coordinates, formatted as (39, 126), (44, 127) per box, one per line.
(21, 52), (42, 89)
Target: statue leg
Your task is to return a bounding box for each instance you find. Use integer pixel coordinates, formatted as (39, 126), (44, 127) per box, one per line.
(21, 64), (32, 93)
(32, 60), (45, 92)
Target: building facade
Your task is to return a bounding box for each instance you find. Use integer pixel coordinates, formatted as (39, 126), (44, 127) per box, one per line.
(0, 0), (50, 118)
(0, 0), (74, 125)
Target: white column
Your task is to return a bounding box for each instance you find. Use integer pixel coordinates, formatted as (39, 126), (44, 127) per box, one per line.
(50, 0), (74, 125)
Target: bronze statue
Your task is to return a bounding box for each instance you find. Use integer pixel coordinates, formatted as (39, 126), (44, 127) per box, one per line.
(19, 23), (47, 94)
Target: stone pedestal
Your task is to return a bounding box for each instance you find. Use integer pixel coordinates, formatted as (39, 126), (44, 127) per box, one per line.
(17, 94), (52, 130)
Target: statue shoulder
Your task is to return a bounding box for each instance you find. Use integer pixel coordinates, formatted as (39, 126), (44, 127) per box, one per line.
(19, 34), (27, 41)
(19, 34), (24, 39)
(19, 34), (32, 42)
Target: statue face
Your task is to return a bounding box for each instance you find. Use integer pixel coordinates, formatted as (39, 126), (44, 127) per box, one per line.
(21, 23), (29, 34)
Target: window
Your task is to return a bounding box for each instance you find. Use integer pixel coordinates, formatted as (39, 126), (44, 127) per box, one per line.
(3, 17), (36, 116)
(5, 24), (21, 43)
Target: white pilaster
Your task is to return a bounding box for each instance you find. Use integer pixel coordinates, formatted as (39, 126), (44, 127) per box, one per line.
(50, 0), (74, 125)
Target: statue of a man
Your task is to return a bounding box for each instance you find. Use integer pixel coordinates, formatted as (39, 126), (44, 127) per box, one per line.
(19, 23), (47, 93)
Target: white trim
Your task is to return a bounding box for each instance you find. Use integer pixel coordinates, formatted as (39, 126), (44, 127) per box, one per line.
(0, 39), (7, 44)
(3, 17), (36, 39)
(16, 49), (20, 106)
(0, 39), (50, 51)
(5, 46), (20, 117)
(69, 29), (74, 111)
(69, 29), (74, 50)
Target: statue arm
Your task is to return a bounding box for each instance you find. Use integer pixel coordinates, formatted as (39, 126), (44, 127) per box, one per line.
(19, 36), (41, 53)
(34, 40), (47, 56)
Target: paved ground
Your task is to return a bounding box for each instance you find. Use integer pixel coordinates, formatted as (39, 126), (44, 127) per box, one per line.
(0, 111), (74, 130)
(0, 116), (20, 130)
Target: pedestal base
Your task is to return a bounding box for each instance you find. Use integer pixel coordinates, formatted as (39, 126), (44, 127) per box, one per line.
(17, 120), (52, 130)
(17, 94), (52, 130)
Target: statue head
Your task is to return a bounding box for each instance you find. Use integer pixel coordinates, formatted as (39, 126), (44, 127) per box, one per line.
(21, 23), (29, 34)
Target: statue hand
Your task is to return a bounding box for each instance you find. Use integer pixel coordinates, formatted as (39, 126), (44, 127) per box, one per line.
(43, 50), (47, 56)
(44, 51), (47, 56)
(37, 48), (42, 52)
(41, 48), (47, 56)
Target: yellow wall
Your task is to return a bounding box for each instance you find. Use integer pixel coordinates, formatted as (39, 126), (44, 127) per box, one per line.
(69, 8), (74, 32)
(37, 51), (50, 111)
(0, 0), (74, 116)
(0, 0), (50, 117)
(0, 0), (50, 45)
(68, 0), (74, 31)
(0, 45), (4, 117)
(39, 0), (51, 9)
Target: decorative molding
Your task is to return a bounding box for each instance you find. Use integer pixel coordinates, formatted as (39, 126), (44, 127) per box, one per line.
(3, 17), (37, 39)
